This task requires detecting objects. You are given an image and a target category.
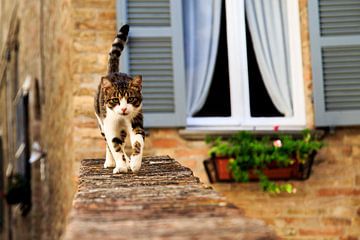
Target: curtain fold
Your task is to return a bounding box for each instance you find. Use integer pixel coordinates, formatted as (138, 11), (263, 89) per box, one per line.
(246, 0), (293, 116)
(183, 0), (222, 117)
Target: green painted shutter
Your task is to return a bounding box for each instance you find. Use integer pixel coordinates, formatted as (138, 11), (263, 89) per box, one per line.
(117, 0), (186, 127)
(309, 0), (360, 126)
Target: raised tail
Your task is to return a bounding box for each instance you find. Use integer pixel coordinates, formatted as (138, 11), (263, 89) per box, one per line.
(107, 24), (130, 74)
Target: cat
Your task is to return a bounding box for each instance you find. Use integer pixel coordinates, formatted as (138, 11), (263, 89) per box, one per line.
(94, 24), (145, 174)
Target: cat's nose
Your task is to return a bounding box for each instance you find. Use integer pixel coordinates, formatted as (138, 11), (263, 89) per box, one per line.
(121, 107), (127, 113)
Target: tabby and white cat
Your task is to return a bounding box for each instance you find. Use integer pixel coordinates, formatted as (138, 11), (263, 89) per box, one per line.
(94, 25), (145, 173)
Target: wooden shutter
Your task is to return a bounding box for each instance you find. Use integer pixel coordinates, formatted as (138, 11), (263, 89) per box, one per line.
(117, 0), (186, 127)
(309, 0), (360, 126)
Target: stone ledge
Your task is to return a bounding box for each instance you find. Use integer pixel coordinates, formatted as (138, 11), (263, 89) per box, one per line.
(63, 156), (277, 239)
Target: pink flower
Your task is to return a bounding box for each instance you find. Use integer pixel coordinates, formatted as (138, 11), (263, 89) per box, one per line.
(274, 125), (280, 132)
(273, 139), (282, 148)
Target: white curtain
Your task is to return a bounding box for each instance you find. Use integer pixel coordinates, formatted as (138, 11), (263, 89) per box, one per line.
(183, 0), (222, 117)
(246, 0), (293, 116)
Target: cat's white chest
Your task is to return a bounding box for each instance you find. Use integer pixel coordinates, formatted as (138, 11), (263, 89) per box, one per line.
(103, 107), (130, 130)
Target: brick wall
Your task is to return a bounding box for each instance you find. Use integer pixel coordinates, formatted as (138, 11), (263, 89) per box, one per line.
(214, 127), (360, 239)
(40, 0), (74, 239)
(72, 0), (117, 169)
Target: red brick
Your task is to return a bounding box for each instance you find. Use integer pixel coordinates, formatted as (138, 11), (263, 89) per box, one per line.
(342, 145), (353, 157)
(174, 148), (209, 158)
(340, 236), (359, 240)
(322, 217), (352, 226)
(299, 227), (344, 236)
(356, 175), (360, 186)
(177, 159), (197, 170)
(150, 129), (179, 138)
(151, 139), (182, 148)
(317, 188), (360, 197)
(98, 11), (116, 21)
(72, 0), (114, 9)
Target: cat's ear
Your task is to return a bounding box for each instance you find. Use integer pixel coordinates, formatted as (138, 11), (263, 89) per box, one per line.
(101, 76), (112, 90)
(132, 75), (142, 90)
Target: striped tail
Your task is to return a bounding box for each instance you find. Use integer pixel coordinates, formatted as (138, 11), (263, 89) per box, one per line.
(107, 24), (130, 74)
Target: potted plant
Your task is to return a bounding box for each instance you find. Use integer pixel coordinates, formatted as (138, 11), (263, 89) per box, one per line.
(205, 129), (324, 193)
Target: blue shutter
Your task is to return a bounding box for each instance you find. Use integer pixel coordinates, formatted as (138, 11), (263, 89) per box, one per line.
(117, 0), (186, 127)
(309, 0), (360, 126)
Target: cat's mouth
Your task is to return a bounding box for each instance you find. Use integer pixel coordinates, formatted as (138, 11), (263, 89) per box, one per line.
(121, 112), (129, 116)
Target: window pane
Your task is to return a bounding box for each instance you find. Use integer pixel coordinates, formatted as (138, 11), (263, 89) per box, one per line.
(246, 19), (283, 117)
(194, 0), (231, 117)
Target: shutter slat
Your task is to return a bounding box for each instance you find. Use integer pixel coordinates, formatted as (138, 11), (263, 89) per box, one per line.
(324, 68), (360, 74)
(325, 79), (360, 85)
(321, 22), (360, 29)
(325, 85), (360, 91)
(321, 17), (360, 24)
(320, 6), (360, 12)
(326, 95), (360, 103)
(326, 102), (360, 110)
(143, 88), (173, 94)
(320, 0), (360, 5)
(143, 81), (173, 87)
(130, 59), (171, 64)
(324, 62), (360, 68)
(131, 65), (172, 71)
(324, 56), (360, 63)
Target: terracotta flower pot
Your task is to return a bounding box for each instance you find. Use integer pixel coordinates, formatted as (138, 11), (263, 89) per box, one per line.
(212, 154), (315, 182)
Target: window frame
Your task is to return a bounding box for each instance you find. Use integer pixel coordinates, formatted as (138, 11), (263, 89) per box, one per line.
(186, 0), (306, 131)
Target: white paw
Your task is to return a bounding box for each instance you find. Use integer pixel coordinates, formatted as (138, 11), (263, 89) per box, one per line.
(104, 160), (116, 169)
(113, 165), (128, 174)
(130, 155), (142, 173)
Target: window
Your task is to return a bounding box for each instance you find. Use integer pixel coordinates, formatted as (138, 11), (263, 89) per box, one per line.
(187, 0), (306, 130)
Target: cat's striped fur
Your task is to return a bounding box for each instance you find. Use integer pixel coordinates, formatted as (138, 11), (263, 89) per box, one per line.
(94, 24), (145, 173)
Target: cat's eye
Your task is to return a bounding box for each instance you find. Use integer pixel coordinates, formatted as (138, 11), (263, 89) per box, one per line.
(127, 97), (136, 103)
(109, 98), (119, 104)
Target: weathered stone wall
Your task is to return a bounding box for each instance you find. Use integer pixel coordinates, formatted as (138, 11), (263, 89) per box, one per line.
(0, 0), (74, 239)
(40, 0), (74, 239)
(64, 156), (277, 240)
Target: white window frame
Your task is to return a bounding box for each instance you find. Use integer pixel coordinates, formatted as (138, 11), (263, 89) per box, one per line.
(186, 0), (306, 131)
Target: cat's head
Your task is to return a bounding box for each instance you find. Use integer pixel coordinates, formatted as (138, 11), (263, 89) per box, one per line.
(101, 72), (142, 117)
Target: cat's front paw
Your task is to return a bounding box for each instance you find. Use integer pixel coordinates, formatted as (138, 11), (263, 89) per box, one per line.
(130, 155), (142, 173)
(104, 160), (116, 168)
(113, 165), (128, 174)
